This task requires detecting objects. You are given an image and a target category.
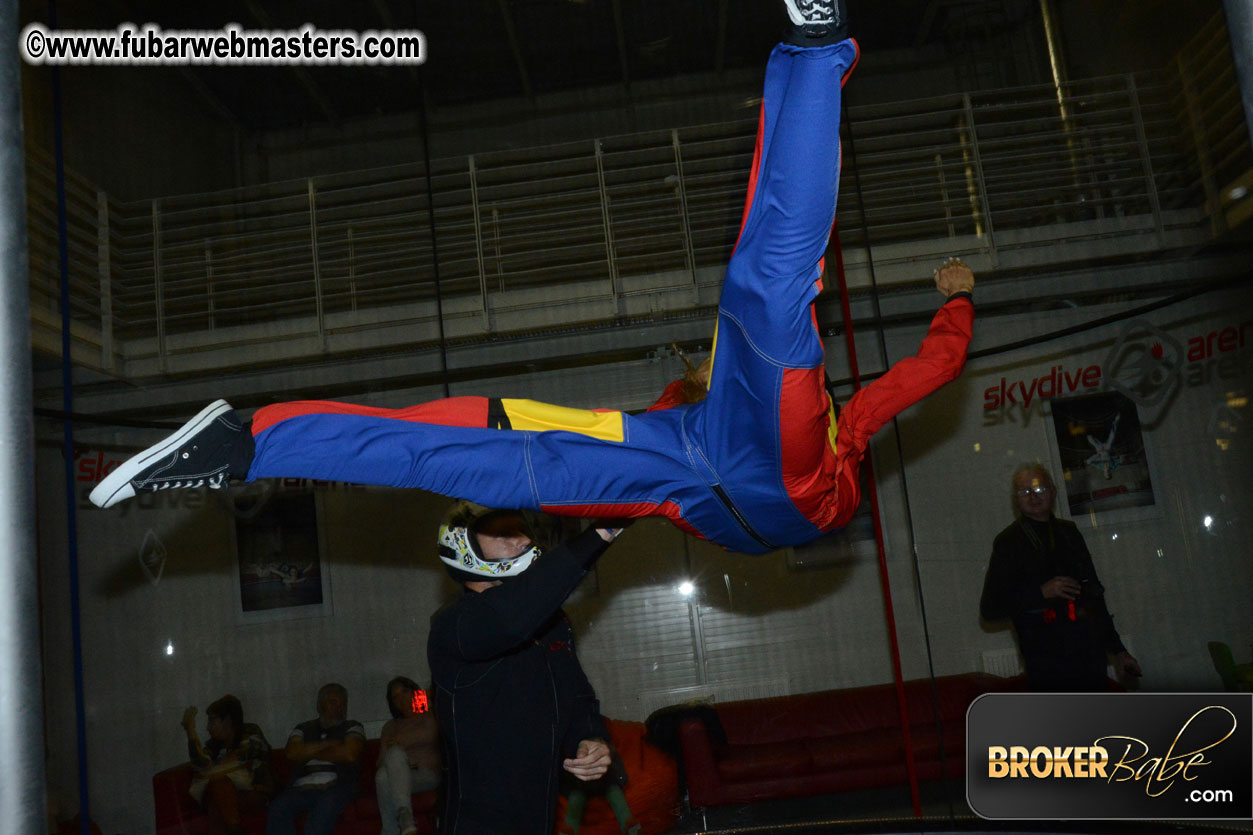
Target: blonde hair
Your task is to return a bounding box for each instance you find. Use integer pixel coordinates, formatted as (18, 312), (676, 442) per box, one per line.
(676, 349), (711, 405)
(1010, 462), (1056, 516)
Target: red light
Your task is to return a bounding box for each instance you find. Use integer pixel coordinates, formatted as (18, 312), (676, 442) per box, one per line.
(412, 689), (429, 714)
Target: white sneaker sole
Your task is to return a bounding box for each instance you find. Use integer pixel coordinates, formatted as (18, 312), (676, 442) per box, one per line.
(88, 399), (234, 509)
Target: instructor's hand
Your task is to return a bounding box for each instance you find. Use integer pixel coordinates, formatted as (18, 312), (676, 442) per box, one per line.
(1115, 651), (1142, 679)
(1041, 575), (1082, 600)
(563, 738), (611, 781)
(934, 257), (974, 297)
(593, 519), (633, 542)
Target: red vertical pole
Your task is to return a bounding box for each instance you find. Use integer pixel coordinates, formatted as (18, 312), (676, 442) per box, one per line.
(828, 217), (924, 817)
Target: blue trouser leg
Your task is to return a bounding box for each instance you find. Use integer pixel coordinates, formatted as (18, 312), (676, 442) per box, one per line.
(248, 405), (758, 547)
(265, 783), (357, 835)
(265, 787), (319, 835)
(302, 781), (358, 835)
(250, 412), (690, 512)
(710, 41), (856, 370)
(691, 40), (858, 545)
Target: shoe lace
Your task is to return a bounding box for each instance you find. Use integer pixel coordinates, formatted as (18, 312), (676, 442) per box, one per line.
(801, 0), (831, 17)
(149, 472), (227, 492)
(796, 0), (835, 22)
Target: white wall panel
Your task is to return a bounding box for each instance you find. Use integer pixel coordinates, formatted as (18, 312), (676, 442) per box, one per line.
(37, 283), (1253, 833)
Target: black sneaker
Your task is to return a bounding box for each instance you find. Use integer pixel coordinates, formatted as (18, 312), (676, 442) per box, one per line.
(783, 0), (848, 41)
(89, 399), (244, 508)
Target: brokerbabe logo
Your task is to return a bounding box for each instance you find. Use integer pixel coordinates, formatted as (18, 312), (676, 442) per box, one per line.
(967, 693), (1252, 820)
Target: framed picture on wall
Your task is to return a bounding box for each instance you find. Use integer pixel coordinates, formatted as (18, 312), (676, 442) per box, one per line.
(1047, 391), (1160, 524)
(229, 484), (333, 623)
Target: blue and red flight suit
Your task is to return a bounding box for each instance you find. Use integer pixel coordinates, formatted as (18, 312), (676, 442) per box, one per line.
(244, 39), (974, 554)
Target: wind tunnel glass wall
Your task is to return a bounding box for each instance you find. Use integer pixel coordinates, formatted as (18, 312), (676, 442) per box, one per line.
(27, 3), (1253, 835)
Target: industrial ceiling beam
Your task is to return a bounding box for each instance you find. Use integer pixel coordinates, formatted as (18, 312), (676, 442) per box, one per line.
(914, 0), (942, 47)
(242, 0), (339, 123)
(497, 0), (536, 102)
(105, 0), (245, 128)
(715, 0), (728, 73)
(371, 0), (424, 91)
(610, 0), (631, 91)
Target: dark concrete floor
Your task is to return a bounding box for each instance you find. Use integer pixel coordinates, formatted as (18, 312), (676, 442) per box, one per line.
(666, 779), (1253, 834)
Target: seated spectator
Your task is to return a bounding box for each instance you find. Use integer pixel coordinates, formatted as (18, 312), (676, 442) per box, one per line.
(182, 695), (274, 835)
(266, 682), (365, 835)
(376, 676), (442, 835)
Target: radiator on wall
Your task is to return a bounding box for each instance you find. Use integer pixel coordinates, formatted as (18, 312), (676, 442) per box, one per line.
(981, 648), (1023, 678)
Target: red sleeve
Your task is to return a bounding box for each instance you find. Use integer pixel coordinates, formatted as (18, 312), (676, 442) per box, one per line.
(646, 380), (690, 412)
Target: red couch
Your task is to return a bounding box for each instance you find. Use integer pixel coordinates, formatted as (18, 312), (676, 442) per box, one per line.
(677, 672), (1017, 808)
(153, 738), (439, 835)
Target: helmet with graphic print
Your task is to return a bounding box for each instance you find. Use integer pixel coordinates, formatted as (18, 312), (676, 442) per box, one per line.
(437, 500), (542, 584)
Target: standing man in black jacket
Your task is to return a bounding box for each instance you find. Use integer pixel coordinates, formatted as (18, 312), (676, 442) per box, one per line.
(980, 463), (1142, 691)
(428, 503), (623, 834)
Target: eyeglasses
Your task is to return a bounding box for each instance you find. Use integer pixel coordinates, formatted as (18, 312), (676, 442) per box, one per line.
(1016, 486), (1050, 497)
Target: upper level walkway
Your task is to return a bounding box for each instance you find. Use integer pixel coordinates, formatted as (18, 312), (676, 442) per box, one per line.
(26, 13), (1251, 419)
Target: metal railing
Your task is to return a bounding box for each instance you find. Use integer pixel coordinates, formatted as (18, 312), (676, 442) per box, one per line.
(25, 12), (1249, 371)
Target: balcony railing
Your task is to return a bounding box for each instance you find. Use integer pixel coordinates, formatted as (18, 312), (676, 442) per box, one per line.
(25, 12), (1250, 374)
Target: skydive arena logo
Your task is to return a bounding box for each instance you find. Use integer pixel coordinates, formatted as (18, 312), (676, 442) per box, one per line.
(967, 693), (1252, 820)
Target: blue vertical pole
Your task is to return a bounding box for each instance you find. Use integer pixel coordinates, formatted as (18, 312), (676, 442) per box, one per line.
(45, 0), (91, 832)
